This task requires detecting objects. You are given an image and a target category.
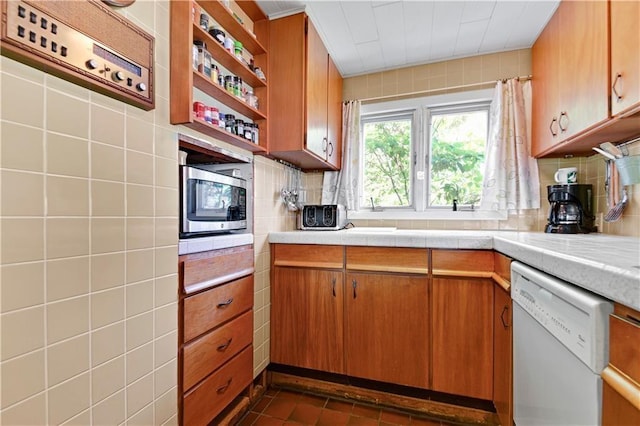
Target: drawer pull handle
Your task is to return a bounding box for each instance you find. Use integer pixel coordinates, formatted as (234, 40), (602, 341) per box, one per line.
(625, 314), (640, 326)
(217, 298), (234, 308)
(500, 305), (510, 329)
(217, 378), (232, 393)
(332, 277), (336, 297)
(217, 338), (233, 351)
(352, 279), (357, 299)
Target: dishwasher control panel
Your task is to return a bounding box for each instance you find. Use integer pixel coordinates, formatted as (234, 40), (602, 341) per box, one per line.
(511, 262), (613, 372)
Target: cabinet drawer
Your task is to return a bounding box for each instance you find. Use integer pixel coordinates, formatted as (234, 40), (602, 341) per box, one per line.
(346, 247), (428, 274)
(272, 244), (343, 269)
(181, 245), (254, 294)
(183, 310), (253, 391)
(610, 306), (640, 383)
(432, 250), (494, 277)
(183, 275), (253, 342)
(183, 345), (253, 426)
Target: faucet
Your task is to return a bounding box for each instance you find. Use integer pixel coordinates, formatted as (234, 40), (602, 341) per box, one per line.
(452, 199), (458, 211)
(370, 197), (383, 212)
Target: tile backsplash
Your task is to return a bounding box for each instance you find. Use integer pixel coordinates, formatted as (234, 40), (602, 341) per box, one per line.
(0, 2), (179, 425)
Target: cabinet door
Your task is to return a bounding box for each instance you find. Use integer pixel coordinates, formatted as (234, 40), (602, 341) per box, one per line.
(345, 272), (429, 389)
(326, 56), (343, 169)
(531, 7), (560, 156)
(611, 0), (640, 117)
(432, 277), (494, 400)
(603, 379), (640, 426)
(557, 0), (609, 141)
(306, 17), (329, 160)
(271, 267), (344, 374)
(493, 286), (512, 426)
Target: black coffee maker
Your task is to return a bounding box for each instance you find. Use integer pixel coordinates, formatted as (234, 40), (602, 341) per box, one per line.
(545, 184), (596, 233)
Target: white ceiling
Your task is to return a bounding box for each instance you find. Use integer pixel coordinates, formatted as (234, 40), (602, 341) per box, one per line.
(255, 1), (560, 77)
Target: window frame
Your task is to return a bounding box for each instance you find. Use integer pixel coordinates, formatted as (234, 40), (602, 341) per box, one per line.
(360, 110), (416, 210)
(352, 88), (505, 220)
(425, 101), (491, 209)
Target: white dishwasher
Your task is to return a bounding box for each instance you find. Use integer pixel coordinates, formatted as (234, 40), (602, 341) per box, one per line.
(511, 261), (613, 426)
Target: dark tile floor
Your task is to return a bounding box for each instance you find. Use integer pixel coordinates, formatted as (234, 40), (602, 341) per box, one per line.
(237, 387), (465, 426)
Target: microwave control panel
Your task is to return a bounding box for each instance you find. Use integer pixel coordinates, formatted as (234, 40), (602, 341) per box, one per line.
(1, 0), (154, 110)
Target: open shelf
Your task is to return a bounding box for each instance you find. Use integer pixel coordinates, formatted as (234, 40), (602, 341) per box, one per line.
(193, 72), (265, 120)
(185, 116), (266, 154)
(198, 0), (267, 55)
(170, 0), (268, 154)
(193, 24), (266, 89)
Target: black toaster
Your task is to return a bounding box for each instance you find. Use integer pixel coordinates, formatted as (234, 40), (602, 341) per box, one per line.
(298, 205), (347, 230)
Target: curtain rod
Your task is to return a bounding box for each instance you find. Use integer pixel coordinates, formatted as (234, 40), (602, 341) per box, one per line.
(358, 74), (532, 103)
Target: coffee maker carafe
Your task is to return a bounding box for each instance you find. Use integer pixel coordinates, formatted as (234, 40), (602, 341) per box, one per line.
(545, 184), (596, 233)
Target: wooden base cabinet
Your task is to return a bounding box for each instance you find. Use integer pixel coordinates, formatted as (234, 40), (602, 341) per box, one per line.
(431, 250), (494, 400)
(271, 267), (344, 374)
(345, 272), (429, 389)
(602, 304), (640, 426)
(179, 245), (254, 426)
(493, 283), (512, 426)
(271, 245), (513, 403)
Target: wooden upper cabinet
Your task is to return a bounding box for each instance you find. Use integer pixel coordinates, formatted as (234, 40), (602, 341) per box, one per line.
(532, 0), (609, 157)
(610, 0), (640, 117)
(558, 0), (609, 141)
(306, 19), (330, 160)
(531, 5), (560, 156)
(268, 13), (343, 171)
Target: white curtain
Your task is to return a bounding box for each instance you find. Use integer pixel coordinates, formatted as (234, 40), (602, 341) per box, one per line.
(321, 100), (361, 209)
(480, 79), (540, 211)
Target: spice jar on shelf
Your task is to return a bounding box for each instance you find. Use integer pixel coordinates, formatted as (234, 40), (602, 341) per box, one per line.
(234, 119), (244, 136)
(224, 114), (235, 133)
(208, 26), (225, 45)
(224, 36), (234, 53)
(199, 12), (209, 31)
(254, 67), (266, 81)
(234, 41), (243, 61)
(224, 75), (234, 95)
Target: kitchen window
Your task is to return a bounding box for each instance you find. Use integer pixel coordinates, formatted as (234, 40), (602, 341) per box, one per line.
(355, 89), (498, 218)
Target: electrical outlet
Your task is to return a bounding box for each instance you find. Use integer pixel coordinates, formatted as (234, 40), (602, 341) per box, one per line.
(595, 212), (604, 231)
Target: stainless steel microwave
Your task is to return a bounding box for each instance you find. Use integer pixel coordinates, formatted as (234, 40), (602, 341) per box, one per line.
(180, 166), (247, 237)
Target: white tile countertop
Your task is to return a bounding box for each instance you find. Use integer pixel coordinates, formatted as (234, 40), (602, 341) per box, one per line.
(268, 229), (640, 311)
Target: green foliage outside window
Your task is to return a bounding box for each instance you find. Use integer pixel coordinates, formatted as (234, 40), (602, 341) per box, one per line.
(429, 111), (486, 206)
(363, 119), (412, 207)
(362, 108), (487, 209)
